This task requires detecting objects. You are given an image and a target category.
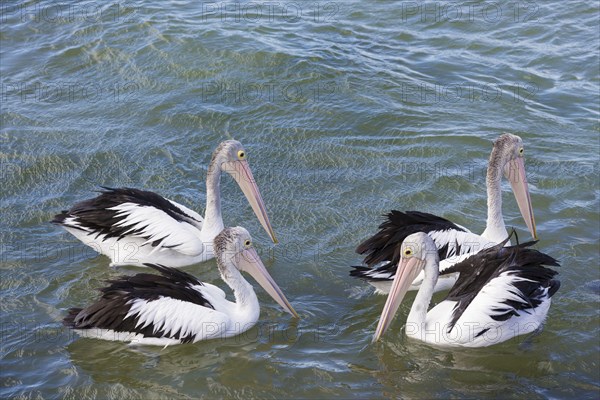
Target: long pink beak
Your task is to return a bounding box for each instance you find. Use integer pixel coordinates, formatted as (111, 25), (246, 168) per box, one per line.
(237, 247), (298, 318)
(225, 160), (277, 243)
(504, 157), (537, 239)
(373, 256), (425, 342)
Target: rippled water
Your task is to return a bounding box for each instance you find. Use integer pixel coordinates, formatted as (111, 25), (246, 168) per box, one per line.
(1, 1), (599, 398)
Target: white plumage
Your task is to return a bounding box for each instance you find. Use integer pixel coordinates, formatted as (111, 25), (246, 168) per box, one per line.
(373, 232), (560, 347)
(353, 133), (538, 294)
(53, 140), (277, 267)
(64, 227), (298, 345)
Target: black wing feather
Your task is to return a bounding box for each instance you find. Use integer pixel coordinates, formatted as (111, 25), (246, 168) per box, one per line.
(351, 210), (467, 278)
(51, 187), (201, 243)
(63, 263), (213, 343)
(443, 238), (560, 330)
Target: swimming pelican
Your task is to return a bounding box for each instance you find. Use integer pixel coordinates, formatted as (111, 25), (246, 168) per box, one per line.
(63, 227), (298, 345)
(351, 133), (537, 293)
(52, 140), (277, 267)
(372, 232), (559, 347)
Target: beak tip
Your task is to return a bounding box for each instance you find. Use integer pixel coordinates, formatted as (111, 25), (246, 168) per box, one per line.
(285, 306), (299, 318)
(288, 304), (300, 318)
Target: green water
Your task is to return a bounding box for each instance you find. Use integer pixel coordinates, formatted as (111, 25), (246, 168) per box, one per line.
(1, 1), (599, 398)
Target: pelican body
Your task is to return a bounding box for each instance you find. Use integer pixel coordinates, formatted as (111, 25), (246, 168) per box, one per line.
(52, 140), (277, 267)
(351, 133), (537, 294)
(64, 227), (298, 346)
(373, 232), (560, 347)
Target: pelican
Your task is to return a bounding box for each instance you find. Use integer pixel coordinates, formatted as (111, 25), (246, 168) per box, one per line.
(372, 232), (560, 347)
(63, 227), (298, 345)
(351, 133), (537, 293)
(52, 140), (277, 267)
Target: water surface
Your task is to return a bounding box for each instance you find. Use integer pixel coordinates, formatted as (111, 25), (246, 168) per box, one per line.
(1, 1), (599, 398)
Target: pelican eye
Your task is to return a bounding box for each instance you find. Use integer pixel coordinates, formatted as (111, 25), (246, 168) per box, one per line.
(403, 248), (413, 257)
(244, 239), (252, 248)
(237, 150), (246, 160)
(519, 147), (524, 155)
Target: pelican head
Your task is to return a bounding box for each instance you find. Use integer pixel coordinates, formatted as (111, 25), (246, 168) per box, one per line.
(214, 227), (298, 318)
(373, 232), (437, 342)
(488, 133), (537, 239)
(211, 140), (277, 243)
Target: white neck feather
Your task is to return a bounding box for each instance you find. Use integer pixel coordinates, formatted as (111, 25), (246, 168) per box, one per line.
(406, 255), (438, 340)
(481, 150), (508, 243)
(201, 160), (225, 241)
(219, 261), (260, 322)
